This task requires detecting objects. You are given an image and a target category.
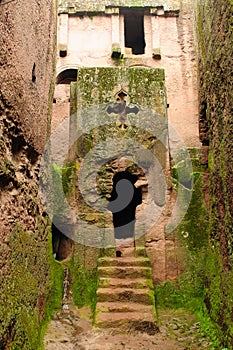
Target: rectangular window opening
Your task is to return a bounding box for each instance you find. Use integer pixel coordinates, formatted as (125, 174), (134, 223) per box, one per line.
(123, 9), (145, 55)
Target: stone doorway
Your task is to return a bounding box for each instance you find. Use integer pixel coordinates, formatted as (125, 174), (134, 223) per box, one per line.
(97, 157), (148, 255)
(108, 171), (142, 247)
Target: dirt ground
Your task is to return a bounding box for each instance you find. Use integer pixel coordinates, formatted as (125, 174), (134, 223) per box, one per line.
(44, 306), (212, 350)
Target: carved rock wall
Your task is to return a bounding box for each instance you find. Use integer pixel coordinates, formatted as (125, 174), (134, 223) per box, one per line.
(0, 0), (56, 347)
(195, 0), (233, 270)
(195, 0), (233, 346)
(58, 0), (180, 13)
(65, 66), (182, 282)
(53, 2), (200, 147)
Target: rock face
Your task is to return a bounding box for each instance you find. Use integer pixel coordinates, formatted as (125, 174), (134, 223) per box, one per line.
(196, 0), (233, 269)
(0, 0), (56, 348)
(0, 0), (56, 246)
(195, 0), (233, 346)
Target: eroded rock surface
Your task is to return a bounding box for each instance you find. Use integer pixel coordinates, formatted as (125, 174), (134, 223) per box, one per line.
(44, 307), (211, 350)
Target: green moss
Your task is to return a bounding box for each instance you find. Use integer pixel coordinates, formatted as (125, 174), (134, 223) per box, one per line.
(208, 150), (214, 171)
(61, 163), (76, 195)
(155, 172), (220, 344)
(0, 225), (64, 350)
(0, 156), (15, 180)
(196, 2), (206, 62)
(155, 168), (233, 347)
(203, 248), (233, 349)
(177, 174), (209, 250)
(197, 1), (233, 337)
(40, 234), (64, 341)
(69, 256), (98, 317)
(0, 229), (41, 348)
(76, 67), (165, 116)
(49, 162), (76, 216)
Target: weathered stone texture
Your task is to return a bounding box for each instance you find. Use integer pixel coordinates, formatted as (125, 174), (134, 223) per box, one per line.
(58, 0), (180, 14)
(195, 0), (233, 268)
(195, 0), (233, 346)
(0, 0), (56, 263)
(54, 2), (200, 147)
(0, 0), (56, 348)
(68, 66), (183, 282)
(0, 0), (56, 153)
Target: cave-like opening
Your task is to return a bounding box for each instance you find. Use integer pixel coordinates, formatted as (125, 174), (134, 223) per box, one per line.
(52, 222), (73, 261)
(108, 171), (142, 241)
(123, 9), (146, 55)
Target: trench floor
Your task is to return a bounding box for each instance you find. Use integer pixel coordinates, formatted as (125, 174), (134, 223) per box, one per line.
(44, 305), (212, 350)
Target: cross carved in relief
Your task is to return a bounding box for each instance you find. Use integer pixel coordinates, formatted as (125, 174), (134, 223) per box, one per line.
(106, 90), (139, 129)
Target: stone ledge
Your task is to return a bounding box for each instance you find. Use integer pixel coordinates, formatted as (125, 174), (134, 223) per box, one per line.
(152, 48), (161, 60)
(58, 1), (180, 15)
(111, 43), (123, 59)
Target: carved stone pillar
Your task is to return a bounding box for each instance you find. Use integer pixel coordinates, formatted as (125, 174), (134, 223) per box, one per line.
(58, 13), (69, 57)
(151, 11), (161, 59)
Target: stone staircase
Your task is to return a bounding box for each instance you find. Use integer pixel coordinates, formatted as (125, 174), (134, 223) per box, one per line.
(95, 247), (158, 334)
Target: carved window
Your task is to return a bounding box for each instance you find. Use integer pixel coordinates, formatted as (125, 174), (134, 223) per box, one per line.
(123, 9), (145, 55)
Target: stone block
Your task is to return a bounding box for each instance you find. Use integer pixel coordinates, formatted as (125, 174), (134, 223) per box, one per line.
(157, 8), (165, 16)
(152, 48), (161, 59)
(105, 7), (119, 15)
(111, 43), (122, 59)
(125, 47), (132, 55)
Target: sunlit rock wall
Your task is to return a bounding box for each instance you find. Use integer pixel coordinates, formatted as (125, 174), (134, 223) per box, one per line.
(0, 0), (57, 348)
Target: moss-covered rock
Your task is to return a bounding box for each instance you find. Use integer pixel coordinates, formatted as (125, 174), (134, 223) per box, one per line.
(69, 252), (98, 316)
(195, 0), (233, 346)
(0, 226), (64, 350)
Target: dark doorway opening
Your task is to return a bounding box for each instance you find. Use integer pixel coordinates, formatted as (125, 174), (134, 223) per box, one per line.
(56, 69), (78, 84)
(108, 171), (142, 240)
(123, 9), (145, 55)
(52, 222), (73, 261)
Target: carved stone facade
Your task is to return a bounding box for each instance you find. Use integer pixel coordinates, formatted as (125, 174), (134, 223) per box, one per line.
(54, 0), (200, 147)
(52, 0), (200, 282)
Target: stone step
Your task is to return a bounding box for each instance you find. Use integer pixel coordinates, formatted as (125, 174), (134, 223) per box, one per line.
(98, 266), (152, 279)
(95, 247), (155, 333)
(97, 288), (154, 304)
(96, 301), (155, 314)
(98, 277), (153, 289)
(135, 246), (147, 257)
(117, 246), (135, 257)
(114, 246), (148, 258)
(95, 312), (159, 334)
(98, 256), (151, 267)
